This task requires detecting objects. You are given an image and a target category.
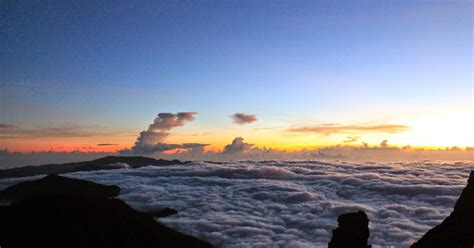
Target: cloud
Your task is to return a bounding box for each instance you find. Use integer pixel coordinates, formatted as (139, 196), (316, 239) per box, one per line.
(182, 143), (209, 152)
(126, 112), (197, 155)
(380, 140), (389, 148)
(222, 137), (254, 155)
(0, 124), (16, 129)
(232, 113), (258, 125)
(343, 136), (359, 143)
(97, 143), (118, 146)
(288, 123), (410, 135)
(0, 124), (133, 139)
(8, 160), (468, 247)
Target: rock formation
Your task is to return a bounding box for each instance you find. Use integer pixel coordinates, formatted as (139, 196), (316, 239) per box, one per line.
(411, 171), (474, 248)
(0, 174), (120, 203)
(328, 210), (371, 248)
(0, 175), (212, 248)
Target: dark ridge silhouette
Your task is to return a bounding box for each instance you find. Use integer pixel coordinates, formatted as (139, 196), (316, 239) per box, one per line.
(328, 210), (371, 248)
(0, 175), (212, 248)
(411, 171), (474, 248)
(0, 156), (189, 179)
(149, 207), (179, 218)
(0, 174), (120, 203)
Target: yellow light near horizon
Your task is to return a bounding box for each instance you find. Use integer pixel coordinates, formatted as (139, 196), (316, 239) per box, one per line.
(390, 110), (473, 148)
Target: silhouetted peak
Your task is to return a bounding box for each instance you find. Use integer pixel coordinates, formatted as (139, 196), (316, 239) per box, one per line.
(0, 156), (190, 179)
(411, 170), (474, 248)
(328, 210), (371, 248)
(0, 174), (120, 203)
(0, 175), (212, 248)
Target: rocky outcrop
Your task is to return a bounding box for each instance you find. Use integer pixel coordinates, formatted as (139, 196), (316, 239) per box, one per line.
(411, 171), (474, 248)
(328, 210), (371, 248)
(0, 174), (120, 203)
(0, 175), (212, 248)
(0, 156), (189, 179)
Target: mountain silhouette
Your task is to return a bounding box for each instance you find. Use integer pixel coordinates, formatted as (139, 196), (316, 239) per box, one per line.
(0, 156), (189, 179)
(0, 174), (211, 248)
(411, 171), (474, 248)
(0, 174), (120, 203)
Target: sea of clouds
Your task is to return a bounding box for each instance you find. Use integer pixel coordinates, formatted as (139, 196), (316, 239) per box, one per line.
(0, 160), (472, 247)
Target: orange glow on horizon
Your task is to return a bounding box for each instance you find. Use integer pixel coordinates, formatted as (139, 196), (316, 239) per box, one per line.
(2, 107), (472, 154)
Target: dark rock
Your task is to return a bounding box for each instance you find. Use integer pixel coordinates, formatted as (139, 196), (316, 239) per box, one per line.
(0, 175), (212, 248)
(0, 156), (190, 179)
(411, 171), (474, 248)
(328, 210), (371, 248)
(0, 174), (120, 203)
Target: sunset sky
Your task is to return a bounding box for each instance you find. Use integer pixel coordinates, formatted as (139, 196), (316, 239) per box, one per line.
(1, 1), (472, 154)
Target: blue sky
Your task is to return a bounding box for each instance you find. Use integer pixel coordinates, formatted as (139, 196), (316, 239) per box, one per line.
(1, 1), (472, 151)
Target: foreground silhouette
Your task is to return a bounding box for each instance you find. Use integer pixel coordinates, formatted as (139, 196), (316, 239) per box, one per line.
(0, 156), (189, 179)
(327, 171), (474, 248)
(0, 175), (211, 248)
(411, 171), (474, 248)
(328, 210), (371, 248)
(0, 174), (120, 203)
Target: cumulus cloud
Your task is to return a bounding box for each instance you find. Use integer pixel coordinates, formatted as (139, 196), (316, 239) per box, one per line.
(232, 113), (258, 125)
(3, 160), (470, 247)
(125, 112), (197, 155)
(149, 112), (197, 130)
(222, 137), (254, 155)
(288, 123), (409, 135)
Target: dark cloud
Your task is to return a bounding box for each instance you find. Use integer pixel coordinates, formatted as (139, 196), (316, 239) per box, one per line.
(121, 142), (209, 155)
(125, 112), (198, 155)
(182, 143), (210, 149)
(0, 124), (16, 129)
(232, 113), (258, 125)
(380, 140), (389, 148)
(182, 143), (210, 154)
(97, 143), (118, 146)
(288, 123), (409, 135)
(0, 125), (130, 139)
(343, 136), (360, 143)
(222, 137), (254, 155)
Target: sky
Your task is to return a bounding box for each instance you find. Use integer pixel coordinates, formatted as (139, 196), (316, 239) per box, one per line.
(0, 1), (473, 157)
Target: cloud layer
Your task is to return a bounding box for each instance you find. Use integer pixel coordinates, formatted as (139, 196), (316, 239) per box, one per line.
(232, 113), (258, 125)
(2, 160), (471, 247)
(288, 124), (410, 135)
(0, 124), (127, 139)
